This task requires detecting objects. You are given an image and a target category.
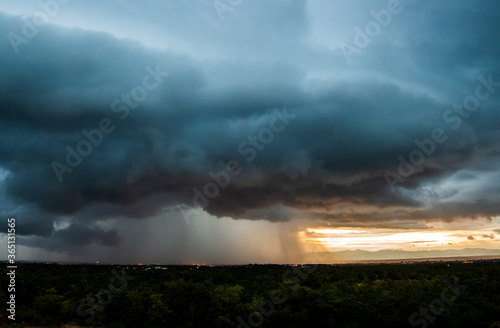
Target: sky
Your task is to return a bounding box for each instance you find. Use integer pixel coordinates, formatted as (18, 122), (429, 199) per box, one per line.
(0, 0), (499, 264)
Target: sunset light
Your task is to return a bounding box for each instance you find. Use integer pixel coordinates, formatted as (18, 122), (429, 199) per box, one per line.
(302, 225), (499, 252)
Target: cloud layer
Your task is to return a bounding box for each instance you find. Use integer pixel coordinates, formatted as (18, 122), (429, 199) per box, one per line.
(1, 0), (500, 255)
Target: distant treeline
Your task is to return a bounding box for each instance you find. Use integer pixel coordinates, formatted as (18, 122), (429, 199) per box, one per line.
(0, 260), (499, 327)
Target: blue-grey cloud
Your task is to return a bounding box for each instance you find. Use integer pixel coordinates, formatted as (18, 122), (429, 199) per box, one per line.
(1, 0), (500, 253)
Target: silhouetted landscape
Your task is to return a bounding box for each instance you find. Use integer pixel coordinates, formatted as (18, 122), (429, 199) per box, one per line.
(1, 259), (499, 327)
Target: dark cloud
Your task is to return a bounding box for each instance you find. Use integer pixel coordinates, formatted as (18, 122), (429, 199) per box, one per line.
(19, 223), (121, 252)
(0, 0), (500, 253)
(482, 234), (495, 239)
(467, 236), (476, 241)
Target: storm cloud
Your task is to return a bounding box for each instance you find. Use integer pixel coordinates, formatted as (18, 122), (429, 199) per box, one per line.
(1, 0), (500, 255)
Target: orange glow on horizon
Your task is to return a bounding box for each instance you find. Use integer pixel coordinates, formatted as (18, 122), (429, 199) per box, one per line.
(301, 227), (498, 252)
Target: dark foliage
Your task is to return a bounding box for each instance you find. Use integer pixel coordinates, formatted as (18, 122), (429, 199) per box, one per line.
(1, 260), (499, 327)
